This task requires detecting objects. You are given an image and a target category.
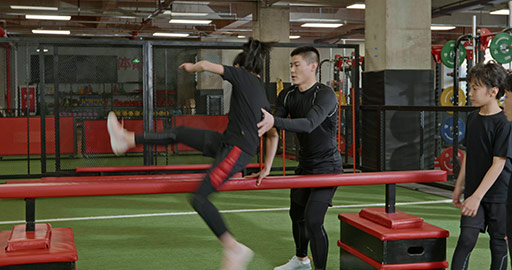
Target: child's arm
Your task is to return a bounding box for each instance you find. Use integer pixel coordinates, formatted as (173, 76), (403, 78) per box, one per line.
(452, 154), (466, 208)
(256, 127), (279, 186)
(461, 156), (506, 217)
(179, 61), (224, 75)
(248, 127), (279, 186)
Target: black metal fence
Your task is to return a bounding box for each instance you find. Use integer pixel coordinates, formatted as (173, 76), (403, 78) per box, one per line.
(0, 37), (359, 178)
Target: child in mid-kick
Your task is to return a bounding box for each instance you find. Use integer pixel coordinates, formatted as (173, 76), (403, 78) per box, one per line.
(107, 38), (278, 270)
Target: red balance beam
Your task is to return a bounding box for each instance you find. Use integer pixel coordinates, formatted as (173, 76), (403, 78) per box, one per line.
(43, 172), (244, 182)
(4, 173), (213, 184)
(0, 170), (446, 199)
(76, 163), (261, 173)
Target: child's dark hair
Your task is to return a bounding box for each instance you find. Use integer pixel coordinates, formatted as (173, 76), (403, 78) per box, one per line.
(233, 38), (270, 75)
(233, 52), (245, 67)
(500, 73), (512, 94)
(467, 60), (507, 98)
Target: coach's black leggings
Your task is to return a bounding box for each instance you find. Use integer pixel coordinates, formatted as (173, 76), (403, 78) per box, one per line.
(289, 162), (340, 270)
(290, 198), (330, 270)
(136, 126), (252, 238)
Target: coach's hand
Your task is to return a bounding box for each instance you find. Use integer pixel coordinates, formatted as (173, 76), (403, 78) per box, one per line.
(257, 109), (274, 137)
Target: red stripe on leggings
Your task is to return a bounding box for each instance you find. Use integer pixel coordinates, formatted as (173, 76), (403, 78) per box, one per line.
(209, 146), (242, 188)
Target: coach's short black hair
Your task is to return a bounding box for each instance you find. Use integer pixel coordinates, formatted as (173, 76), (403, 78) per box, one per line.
(291, 46), (320, 64)
(467, 60), (507, 98)
(290, 46), (320, 73)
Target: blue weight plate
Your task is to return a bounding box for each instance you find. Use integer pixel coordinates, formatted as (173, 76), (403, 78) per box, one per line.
(441, 117), (465, 144)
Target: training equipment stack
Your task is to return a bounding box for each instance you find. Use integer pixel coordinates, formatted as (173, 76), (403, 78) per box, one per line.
(0, 223), (77, 269)
(338, 208), (449, 269)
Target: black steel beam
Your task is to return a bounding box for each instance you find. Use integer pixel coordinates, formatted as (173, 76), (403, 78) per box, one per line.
(143, 41), (154, 165)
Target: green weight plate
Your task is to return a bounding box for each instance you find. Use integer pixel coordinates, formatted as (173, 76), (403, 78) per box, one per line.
(441, 40), (466, 68)
(490, 32), (512, 64)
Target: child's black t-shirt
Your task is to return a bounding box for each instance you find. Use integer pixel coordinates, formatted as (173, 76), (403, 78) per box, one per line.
(221, 65), (270, 156)
(464, 111), (512, 203)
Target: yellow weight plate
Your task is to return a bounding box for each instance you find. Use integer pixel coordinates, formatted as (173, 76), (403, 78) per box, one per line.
(440, 86), (466, 114)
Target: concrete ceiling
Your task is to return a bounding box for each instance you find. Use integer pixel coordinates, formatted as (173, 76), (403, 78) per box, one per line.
(0, 0), (510, 44)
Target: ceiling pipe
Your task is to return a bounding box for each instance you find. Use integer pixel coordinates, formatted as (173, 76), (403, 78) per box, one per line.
(313, 27), (364, 43)
(140, 0), (174, 30)
(432, 0), (509, 18)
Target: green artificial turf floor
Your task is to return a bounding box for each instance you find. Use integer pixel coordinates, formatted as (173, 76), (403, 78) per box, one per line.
(0, 155), (505, 269)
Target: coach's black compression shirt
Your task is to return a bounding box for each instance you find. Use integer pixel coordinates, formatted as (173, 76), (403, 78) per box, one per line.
(273, 83), (340, 170)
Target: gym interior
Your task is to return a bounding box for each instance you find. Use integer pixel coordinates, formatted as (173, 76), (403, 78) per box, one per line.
(0, 0), (511, 269)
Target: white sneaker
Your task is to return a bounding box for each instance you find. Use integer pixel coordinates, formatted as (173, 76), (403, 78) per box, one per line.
(274, 256), (312, 270)
(222, 242), (254, 270)
(107, 111), (130, 155)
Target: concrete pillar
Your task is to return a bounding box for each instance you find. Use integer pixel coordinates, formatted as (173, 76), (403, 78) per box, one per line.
(197, 49), (223, 90)
(195, 48), (234, 115)
(362, 0), (434, 172)
(253, 4), (290, 84)
(365, 0), (431, 71)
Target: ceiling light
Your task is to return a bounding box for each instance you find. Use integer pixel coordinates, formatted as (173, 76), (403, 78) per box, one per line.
(347, 4), (366, 9)
(10, 5), (58, 11)
(490, 9), (509, 15)
(26, 15), (71, 21)
(169, 19), (212, 24)
(237, 35), (246, 38)
(163, 11), (208, 16)
(301, 23), (343, 28)
(431, 25), (456, 30)
(32, 29), (70, 35)
(289, 35), (301, 39)
(289, 3), (324, 7)
(36, 49), (49, 52)
(153, 32), (190, 37)
(296, 18), (342, 22)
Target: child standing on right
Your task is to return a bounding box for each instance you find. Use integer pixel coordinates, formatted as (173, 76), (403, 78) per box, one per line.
(451, 61), (512, 270)
(496, 72), (512, 269)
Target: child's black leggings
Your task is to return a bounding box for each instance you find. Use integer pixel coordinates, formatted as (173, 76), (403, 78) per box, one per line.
(136, 126), (253, 237)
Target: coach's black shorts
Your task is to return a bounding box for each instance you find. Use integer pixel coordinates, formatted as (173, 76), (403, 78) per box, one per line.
(291, 160), (342, 207)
